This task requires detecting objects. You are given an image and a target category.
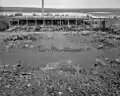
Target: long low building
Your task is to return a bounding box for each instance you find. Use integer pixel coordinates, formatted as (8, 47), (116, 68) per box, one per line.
(10, 15), (106, 28)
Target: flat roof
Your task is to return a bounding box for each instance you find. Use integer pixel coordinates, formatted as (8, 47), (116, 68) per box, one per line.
(11, 16), (107, 21)
(11, 16), (89, 20)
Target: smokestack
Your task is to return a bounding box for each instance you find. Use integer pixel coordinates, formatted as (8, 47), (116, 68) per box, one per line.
(42, 0), (44, 17)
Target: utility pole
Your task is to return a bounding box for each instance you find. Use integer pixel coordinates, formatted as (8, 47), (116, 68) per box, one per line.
(42, 0), (44, 17)
(42, 0), (45, 26)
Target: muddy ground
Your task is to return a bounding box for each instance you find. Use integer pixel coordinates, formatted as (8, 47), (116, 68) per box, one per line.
(0, 31), (120, 69)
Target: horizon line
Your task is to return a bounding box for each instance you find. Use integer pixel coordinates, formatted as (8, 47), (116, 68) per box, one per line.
(1, 6), (120, 9)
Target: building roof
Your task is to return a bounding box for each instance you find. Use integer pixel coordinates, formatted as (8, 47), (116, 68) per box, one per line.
(11, 15), (89, 20)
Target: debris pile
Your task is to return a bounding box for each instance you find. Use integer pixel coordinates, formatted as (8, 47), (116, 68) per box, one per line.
(0, 57), (120, 95)
(7, 26), (37, 32)
(4, 34), (38, 42)
(38, 44), (90, 52)
(6, 26), (86, 32)
(0, 34), (41, 52)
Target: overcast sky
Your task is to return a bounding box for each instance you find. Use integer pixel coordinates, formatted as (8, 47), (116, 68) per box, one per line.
(0, 0), (120, 8)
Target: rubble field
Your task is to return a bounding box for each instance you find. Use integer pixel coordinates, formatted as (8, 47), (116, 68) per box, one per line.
(0, 31), (120, 96)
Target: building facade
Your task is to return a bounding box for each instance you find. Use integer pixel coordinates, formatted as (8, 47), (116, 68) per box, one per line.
(9, 15), (105, 29)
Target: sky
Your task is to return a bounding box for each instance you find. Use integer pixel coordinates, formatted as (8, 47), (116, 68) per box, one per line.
(0, 0), (120, 8)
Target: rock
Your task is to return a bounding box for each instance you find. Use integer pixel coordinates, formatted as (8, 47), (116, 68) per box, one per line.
(29, 45), (34, 48)
(58, 92), (63, 95)
(95, 58), (107, 66)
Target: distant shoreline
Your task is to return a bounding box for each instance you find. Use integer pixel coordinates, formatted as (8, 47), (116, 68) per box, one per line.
(1, 6), (120, 13)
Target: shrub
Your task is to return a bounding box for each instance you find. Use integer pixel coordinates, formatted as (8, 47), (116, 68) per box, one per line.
(0, 20), (9, 31)
(14, 13), (23, 16)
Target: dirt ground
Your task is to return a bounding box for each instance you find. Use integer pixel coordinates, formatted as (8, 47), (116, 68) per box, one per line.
(0, 31), (120, 69)
(0, 31), (120, 96)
